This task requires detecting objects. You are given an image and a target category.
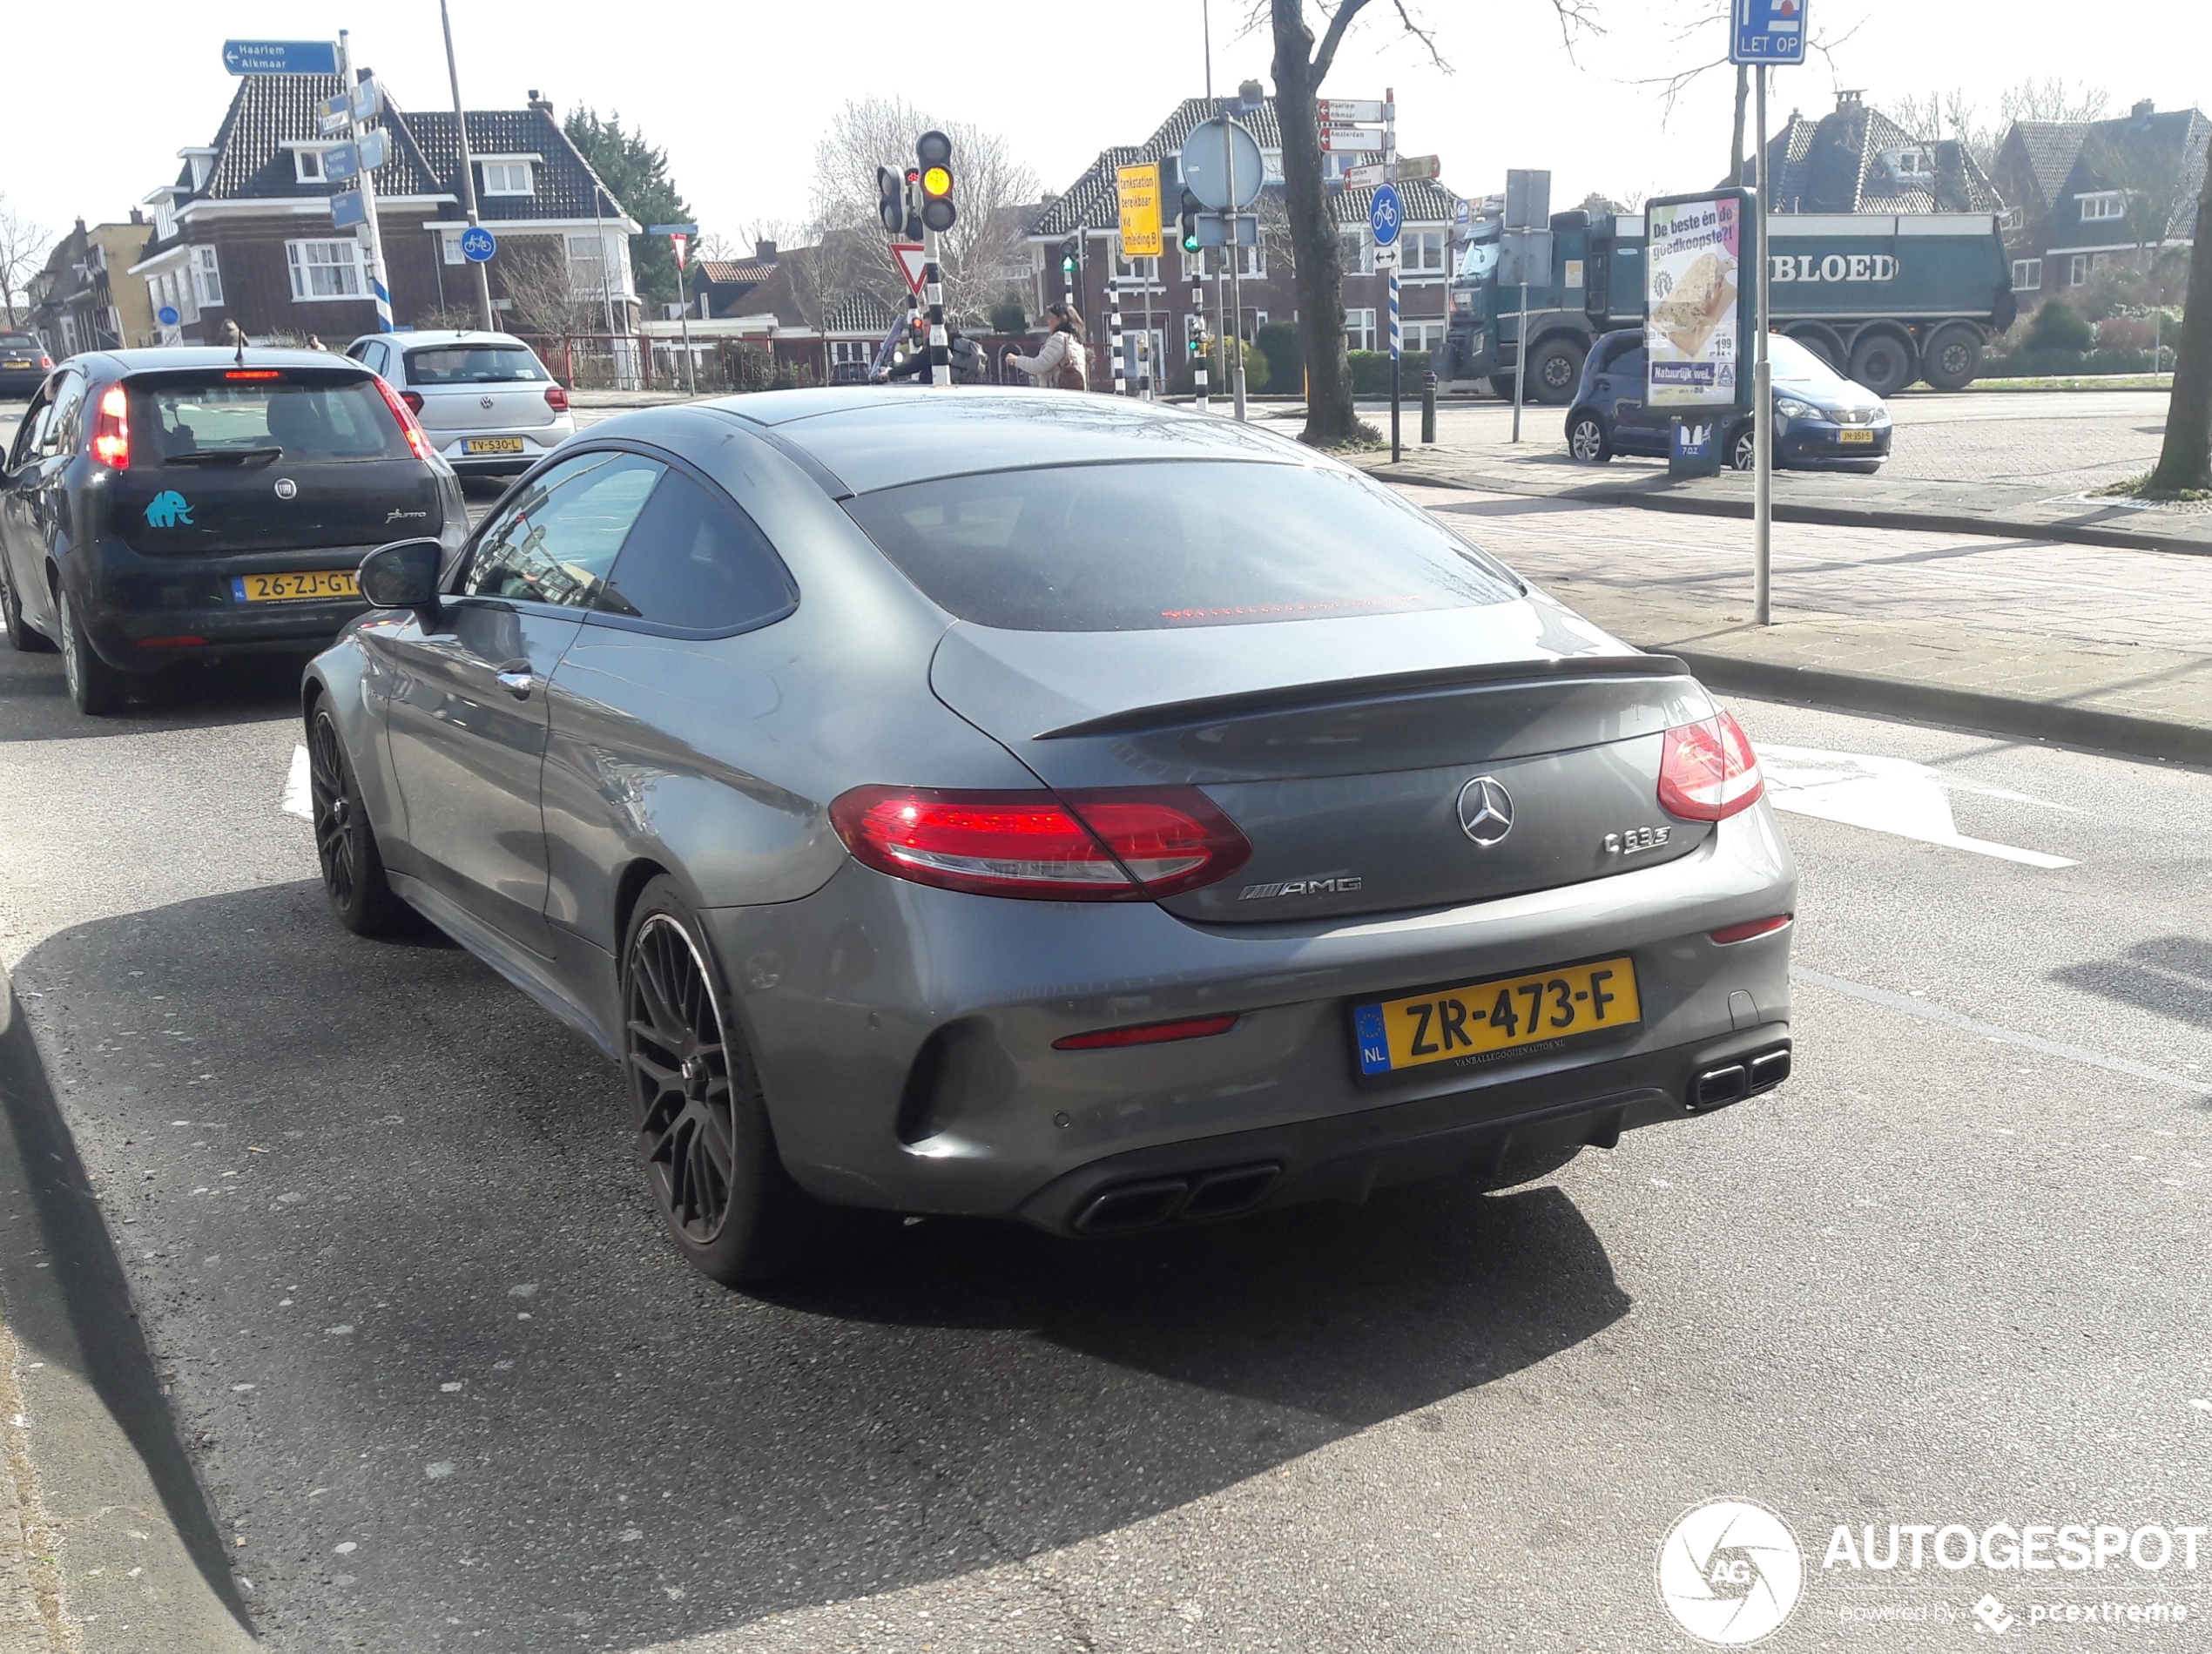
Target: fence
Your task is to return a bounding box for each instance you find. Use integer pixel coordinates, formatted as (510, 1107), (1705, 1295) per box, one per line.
(512, 332), (1126, 395)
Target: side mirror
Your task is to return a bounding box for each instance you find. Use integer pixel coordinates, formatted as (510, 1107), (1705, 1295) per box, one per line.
(357, 537), (444, 616)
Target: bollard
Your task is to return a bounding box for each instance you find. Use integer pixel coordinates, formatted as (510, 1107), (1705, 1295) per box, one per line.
(1420, 372), (1437, 445)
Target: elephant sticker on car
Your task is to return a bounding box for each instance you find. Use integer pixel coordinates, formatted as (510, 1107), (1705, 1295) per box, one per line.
(144, 490), (194, 527)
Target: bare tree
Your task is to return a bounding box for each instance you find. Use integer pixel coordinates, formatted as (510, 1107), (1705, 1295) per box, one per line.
(805, 97), (1040, 327)
(2084, 125), (2195, 270)
(499, 240), (597, 336)
(1888, 89), (2000, 170)
(2148, 152), (2212, 493)
(0, 195), (56, 329)
(1999, 78), (2110, 125)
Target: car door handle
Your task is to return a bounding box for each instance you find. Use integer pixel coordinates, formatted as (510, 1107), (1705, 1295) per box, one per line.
(494, 663), (537, 699)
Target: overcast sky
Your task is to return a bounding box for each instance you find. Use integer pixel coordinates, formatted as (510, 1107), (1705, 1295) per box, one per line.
(4, 1), (2208, 250)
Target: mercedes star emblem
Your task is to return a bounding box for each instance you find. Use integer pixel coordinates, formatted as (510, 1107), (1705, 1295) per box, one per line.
(273, 477), (297, 500)
(1456, 775), (1514, 847)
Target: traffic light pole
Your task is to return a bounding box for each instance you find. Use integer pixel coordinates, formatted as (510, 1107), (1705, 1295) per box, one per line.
(1191, 268), (1209, 412)
(925, 226), (949, 387)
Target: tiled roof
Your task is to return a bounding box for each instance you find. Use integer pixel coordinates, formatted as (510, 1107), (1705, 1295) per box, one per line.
(2042, 107), (2210, 248)
(821, 289), (900, 334)
(174, 74), (628, 227)
(1032, 96), (1460, 239)
(1743, 98), (2003, 213)
(694, 259), (774, 286)
(2006, 122), (2092, 208)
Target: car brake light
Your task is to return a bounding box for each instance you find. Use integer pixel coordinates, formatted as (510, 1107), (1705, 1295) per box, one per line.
(544, 383), (570, 412)
(90, 384), (129, 469)
(1658, 709), (1764, 821)
(401, 389), (424, 415)
(372, 374), (435, 462)
(39, 354), (53, 370)
(225, 369), (283, 380)
(1054, 1015), (1239, 1050)
(828, 786), (1251, 901)
(1710, 914), (1791, 944)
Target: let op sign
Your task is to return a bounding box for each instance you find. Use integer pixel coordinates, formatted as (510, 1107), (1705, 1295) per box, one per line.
(1730, 0), (1807, 64)
(1645, 192), (1747, 409)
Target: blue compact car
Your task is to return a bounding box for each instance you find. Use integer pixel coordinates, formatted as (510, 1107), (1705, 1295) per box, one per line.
(1564, 329), (1892, 473)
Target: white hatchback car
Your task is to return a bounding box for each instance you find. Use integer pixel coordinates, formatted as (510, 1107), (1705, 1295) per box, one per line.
(345, 330), (575, 479)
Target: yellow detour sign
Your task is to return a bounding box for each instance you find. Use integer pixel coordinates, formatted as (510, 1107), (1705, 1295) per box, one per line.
(1117, 163), (1163, 259)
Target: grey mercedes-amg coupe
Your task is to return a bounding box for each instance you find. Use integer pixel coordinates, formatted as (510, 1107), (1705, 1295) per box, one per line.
(304, 388), (1796, 1284)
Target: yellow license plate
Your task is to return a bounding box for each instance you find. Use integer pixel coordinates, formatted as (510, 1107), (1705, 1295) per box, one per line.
(1837, 428), (1874, 444)
(1353, 955), (1641, 1077)
(231, 570), (361, 604)
(464, 436), (526, 455)
(2, 361), (31, 369)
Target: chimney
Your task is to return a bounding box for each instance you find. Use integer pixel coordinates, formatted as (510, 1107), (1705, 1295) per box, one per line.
(2133, 98), (2155, 118)
(528, 89), (555, 114)
(1238, 78), (1265, 109)
(755, 240), (778, 264)
(1836, 89), (1864, 111)
(130, 206), (144, 225)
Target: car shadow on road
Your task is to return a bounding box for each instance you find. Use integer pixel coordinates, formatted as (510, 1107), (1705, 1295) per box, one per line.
(0, 639), (309, 743)
(2047, 935), (2212, 1033)
(16, 878), (1631, 1652)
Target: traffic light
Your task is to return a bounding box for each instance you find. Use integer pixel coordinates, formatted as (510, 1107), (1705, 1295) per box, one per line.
(876, 165), (906, 236)
(1179, 189), (1202, 254)
(916, 130), (955, 232)
(1062, 245), (1077, 276)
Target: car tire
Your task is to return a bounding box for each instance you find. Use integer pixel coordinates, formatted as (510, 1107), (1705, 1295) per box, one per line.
(307, 701), (408, 936)
(1526, 337), (1586, 405)
(622, 877), (842, 1286)
(1, 571), (55, 654)
(56, 587), (127, 715)
(1846, 329), (1915, 399)
(1730, 427), (1758, 471)
(1919, 323), (1983, 392)
(1566, 412), (1612, 462)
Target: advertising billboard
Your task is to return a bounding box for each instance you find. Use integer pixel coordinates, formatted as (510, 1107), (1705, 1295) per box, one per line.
(1645, 191), (1750, 409)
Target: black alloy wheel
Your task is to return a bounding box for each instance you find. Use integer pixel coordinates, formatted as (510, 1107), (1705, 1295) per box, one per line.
(57, 589), (126, 715)
(1567, 413), (1611, 462)
(308, 705), (405, 935)
(622, 878), (834, 1286)
(1, 573), (54, 654)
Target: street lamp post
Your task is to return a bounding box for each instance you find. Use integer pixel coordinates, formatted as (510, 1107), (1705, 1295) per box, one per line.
(437, 0), (495, 331)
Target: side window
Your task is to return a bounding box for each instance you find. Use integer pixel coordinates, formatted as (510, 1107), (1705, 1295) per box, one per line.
(8, 386), (56, 469)
(345, 341), (369, 362)
(1615, 349), (1647, 393)
(597, 469), (797, 632)
(461, 450), (666, 611)
(42, 374), (87, 456)
(1599, 335), (1640, 372)
(368, 341), (393, 377)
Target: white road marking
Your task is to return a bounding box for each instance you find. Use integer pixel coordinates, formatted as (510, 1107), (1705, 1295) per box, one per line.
(1759, 744), (2078, 868)
(1792, 966), (2206, 1094)
(280, 745), (313, 820)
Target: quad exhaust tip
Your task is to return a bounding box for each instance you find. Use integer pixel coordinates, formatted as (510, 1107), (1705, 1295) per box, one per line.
(1074, 1162), (1282, 1234)
(1691, 1043), (1791, 1111)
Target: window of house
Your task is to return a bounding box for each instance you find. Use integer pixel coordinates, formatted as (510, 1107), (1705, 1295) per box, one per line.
(1339, 229), (1371, 274)
(1112, 252), (1159, 283)
(1406, 321), (1447, 354)
(2012, 258), (2041, 291)
(1404, 230), (1447, 275)
(1345, 307), (1377, 352)
(828, 341), (874, 366)
(1233, 242), (1264, 279)
(191, 246), (223, 307)
(566, 234), (610, 298)
(2069, 253), (2089, 286)
(442, 230), (466, 265)
(294, 147), (327, 184)
(286, 239), (364, 300)
(175, 267), (200, 326)
(482, 161), (534, 196)
(152, 199), (176, 240)
(2080, 192), (2124, 221)
(58, 314), (78, 354)
(1891, 149), (1929, 177)
(2002, 206), (2025, 230)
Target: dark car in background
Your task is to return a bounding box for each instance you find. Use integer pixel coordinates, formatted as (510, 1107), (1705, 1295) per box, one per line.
(0, 334), (52, 399)
(304, 388), (1797, 1286)
(1565, 329), (1893, 472)
(0, 348), (466, 714)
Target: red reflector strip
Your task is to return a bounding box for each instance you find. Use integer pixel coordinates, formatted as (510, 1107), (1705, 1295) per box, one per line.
(1053, 1015), (1238, 1051)
(1709, 915), (1792, 944)
(134, 637), (207, 649)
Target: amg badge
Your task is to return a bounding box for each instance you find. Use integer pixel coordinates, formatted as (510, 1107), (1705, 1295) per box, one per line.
(1603, 826), (1673, 856)
(1238, 874), (1363, 901)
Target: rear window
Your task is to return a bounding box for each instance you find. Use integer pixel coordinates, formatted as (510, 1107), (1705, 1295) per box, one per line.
(403, 343), (545, 384)
(843, 459), (1521, 632)
(130, 370), (411, 464)
(0, 335), (40, 353)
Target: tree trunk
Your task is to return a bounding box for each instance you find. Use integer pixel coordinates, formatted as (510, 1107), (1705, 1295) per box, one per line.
(2149, 159), (2212, 493)
(1270, 0), (1359, 445)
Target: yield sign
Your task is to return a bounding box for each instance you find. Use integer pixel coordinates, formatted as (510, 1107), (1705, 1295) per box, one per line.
(890, 242), (928, 295)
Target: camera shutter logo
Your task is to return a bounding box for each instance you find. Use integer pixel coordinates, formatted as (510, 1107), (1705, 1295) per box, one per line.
(1656, 1498), (1804, 1645)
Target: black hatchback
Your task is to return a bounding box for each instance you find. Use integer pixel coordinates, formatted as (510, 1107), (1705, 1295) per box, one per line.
(0, 348), (465, 714)
(0, 334), (52, 399)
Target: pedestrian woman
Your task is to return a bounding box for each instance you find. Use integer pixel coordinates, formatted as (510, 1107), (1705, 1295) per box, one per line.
(1003, 303), (1088, 388)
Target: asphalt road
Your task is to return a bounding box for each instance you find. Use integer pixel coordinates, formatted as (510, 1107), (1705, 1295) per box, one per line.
(2, 576), (2209, 1650)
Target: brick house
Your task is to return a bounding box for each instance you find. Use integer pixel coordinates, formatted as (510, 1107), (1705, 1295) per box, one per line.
(1732, 90), (2006, 215)
(127, 76), (640, 347)
(1989, 101), (2208, 301)
(24, 217), (160, 354)
(1027, 96), (1465, 389)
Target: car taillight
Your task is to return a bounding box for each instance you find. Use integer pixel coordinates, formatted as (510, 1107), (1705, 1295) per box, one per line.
(373, 374), (435, 462)
(828, 786), (1251, 901)
(544, 383), (570, 412)
(1710, 915), (1791, 944)
(401, 389), (424, 415)
(90, 384), (129, 469)
(39, 354), (53, 370)
(1657, 709), (1764, 821)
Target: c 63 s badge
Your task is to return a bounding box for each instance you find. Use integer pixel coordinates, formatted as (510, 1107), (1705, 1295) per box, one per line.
(1604, 826), (1672, 857)
(1240, 874), (1363, 901)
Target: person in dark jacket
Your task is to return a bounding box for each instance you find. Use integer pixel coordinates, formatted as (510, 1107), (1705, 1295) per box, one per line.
(876, 318), (985, 384)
